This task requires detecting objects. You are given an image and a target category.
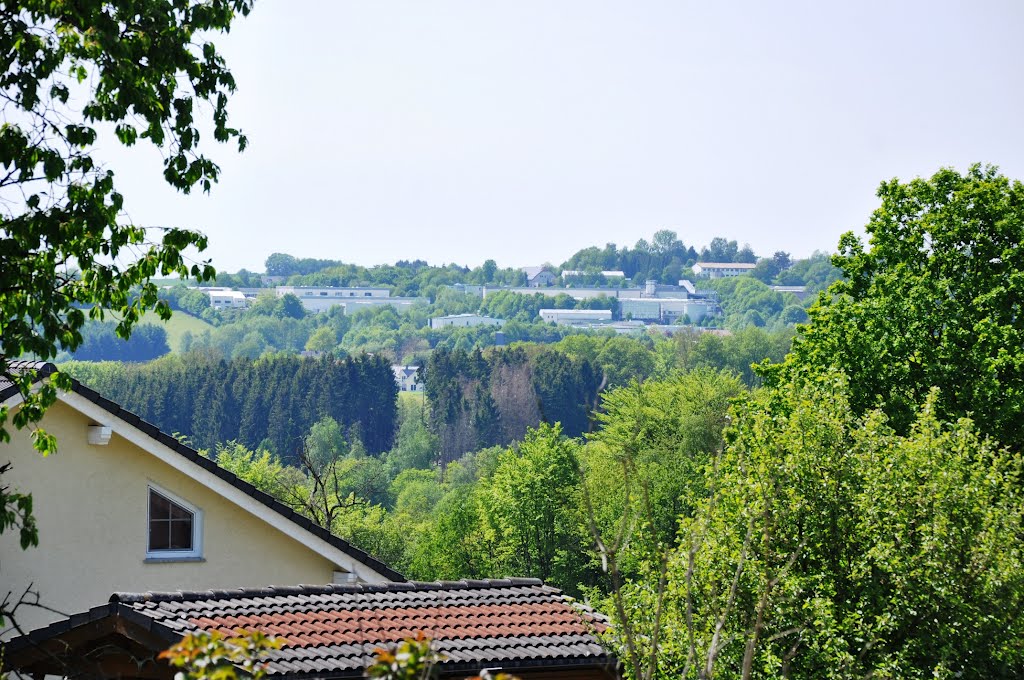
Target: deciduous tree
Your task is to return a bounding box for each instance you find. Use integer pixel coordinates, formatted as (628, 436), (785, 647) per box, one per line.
(1, 0), (251, 450)
(775, 164), (1024, 451)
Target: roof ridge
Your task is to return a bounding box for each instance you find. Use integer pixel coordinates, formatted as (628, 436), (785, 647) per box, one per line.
(110, 578), (550, 604)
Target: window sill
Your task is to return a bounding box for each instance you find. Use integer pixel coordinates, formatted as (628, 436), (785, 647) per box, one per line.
(144, 556), (206, 564)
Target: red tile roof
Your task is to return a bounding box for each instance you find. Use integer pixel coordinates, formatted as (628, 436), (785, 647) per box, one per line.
(98, 580), (611, 677)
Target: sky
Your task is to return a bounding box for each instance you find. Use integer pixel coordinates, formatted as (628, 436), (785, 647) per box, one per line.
(103, 0), (1024, 273)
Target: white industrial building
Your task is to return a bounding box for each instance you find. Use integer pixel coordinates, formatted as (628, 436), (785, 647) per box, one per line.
(276, 286), (391, 300)
(429, 314), (505, 330)
(274, 286), (425, 314)
(540, 309), (613, 325)
(619, 298), (716, 324)
(692, 262), (757, 279)
(205, 289), (248, 309)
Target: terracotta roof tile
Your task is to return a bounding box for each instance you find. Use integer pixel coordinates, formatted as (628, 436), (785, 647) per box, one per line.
(100, 580), (611, 676)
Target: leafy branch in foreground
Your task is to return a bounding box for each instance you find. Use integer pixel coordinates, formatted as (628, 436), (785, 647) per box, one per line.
(159, 630), (282, 680)
(1, 0), (252, 450)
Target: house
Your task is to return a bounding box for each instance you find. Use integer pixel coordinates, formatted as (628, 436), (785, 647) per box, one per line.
(539, 309), (613, 325)
(392, 365), (423, 392)
(521, 266), (557, 288)
(692, 262), (757, 279)
(2, 579), (615, 680)
(276, 286), (392, 300)
(0, 362), (403, 635)
(429, 314), (505, 330)
(450, 283), (485, 297)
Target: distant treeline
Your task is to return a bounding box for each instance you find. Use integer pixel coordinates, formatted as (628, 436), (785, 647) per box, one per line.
(423, 346), (603, 463)
(70, 322), (170, 362)
(62, 353), (398, 459)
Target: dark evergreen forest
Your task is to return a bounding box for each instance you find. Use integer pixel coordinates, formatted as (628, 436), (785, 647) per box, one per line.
(63, 353), (398, 459)
(422, 346), (603, 463)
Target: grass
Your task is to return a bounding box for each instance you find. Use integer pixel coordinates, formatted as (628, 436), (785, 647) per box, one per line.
(137, 311), (214, 353)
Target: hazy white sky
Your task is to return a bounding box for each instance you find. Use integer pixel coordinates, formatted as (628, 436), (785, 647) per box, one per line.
(104, 0), (1024, 273)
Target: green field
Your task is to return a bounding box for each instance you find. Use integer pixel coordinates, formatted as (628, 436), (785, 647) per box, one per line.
(138, 311), (213, 352)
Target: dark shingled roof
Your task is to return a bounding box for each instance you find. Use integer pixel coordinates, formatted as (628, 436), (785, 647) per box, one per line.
(0, 361), (404, 582)
(3, 580), (613, 679)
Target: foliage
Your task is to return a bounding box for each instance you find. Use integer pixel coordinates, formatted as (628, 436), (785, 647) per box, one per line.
(654, 327), (794, 386)
(159, 629), (282, 680)
(422, 346), (602, 462)
(61, 352), (398, 457)
(179, 289), (213, 316)
(0, 0), (250, 450)
(481, 424), (591, 589)
(365, 633), (442, 680)
(776, 164), (1024, 451)
(584, 370), (744, 562)
(608, 374), (1024, 679)
(67, 321), (170, 362)
(209, 442), (289, 499)
(699, 237), (757, 264)
(555, 335), (655, 388)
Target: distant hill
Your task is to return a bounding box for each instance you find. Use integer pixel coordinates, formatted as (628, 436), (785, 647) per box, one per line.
(138, 311), (213, 353)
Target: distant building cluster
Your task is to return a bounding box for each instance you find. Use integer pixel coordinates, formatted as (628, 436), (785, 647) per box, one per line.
(194, 256), (784, 329)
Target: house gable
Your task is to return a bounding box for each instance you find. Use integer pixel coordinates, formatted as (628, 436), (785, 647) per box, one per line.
(0, 363), (403, 633)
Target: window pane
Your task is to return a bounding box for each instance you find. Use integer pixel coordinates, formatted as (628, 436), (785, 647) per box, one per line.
(170, 502), (192, 521)
(149, 491), (171, 521)
(148, 489), (196, 554)
(169, 520), (193, 550)
(149, 520), (169, 550)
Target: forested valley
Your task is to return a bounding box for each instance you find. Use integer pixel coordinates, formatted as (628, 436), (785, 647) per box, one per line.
(54, 166), (1024, 677)
(1, 1), (1018, 675)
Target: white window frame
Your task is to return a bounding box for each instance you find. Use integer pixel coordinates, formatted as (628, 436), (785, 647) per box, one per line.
(146, 483), (204, 561)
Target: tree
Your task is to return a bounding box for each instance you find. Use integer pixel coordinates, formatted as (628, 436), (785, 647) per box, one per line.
(480, 258), (498, 283)
(651, 229), (683, 256)
(481, 423), (590, 590)
(606, 373), (1024, 678)
(1, 0), (251, 453)
(0, 0), (251, 633)
(178, 289), (213, 316)
(700, 237), (739, 263)
(775, 164), (1024, 451)
(305, 326), (337, 353)
(274, 293), (306, 320)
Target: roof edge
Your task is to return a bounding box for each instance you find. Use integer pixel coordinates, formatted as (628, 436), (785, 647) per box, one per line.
(3, 361), (405, 582)
(110, 578), (548, 604)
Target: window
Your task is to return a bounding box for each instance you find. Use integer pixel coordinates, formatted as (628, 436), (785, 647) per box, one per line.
(147, 486), (202, 560)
